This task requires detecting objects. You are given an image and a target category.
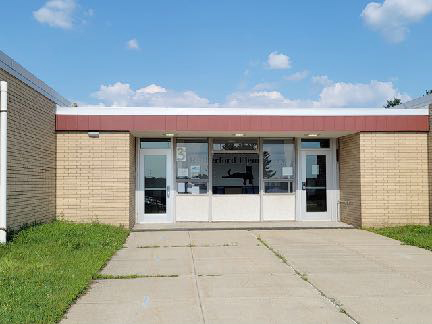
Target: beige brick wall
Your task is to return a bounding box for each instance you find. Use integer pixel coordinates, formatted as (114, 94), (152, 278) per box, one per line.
(429, 104), (432, 224)
(0, 69), (56, 230)
(338, 133), (362, 227)
(339, 132), (429, 228)
(56, 132), (136, 228)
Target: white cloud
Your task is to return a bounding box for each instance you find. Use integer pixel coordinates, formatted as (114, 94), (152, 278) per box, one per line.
(127, 38), (140, 50)
(312, 75), (334, 87)
(92, 82), (215, 107)
(285, 70), (309, 81)
(137, 84), (167, 94)
(267, 52), (292, 69)
(361, 0), (432, 42)
(226, 80), (409, 108)
(252, 83), (275, 90)
(317, 80), (410, 107)
(33, 0), (76, 29)
(90, 79), (409, 109)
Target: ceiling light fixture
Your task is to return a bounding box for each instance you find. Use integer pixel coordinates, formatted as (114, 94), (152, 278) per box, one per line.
(234, 133), (245, 137)
(165, 133), (175, 137)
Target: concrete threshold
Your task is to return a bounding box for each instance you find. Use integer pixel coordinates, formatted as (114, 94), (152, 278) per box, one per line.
(132, 221), (354, 232)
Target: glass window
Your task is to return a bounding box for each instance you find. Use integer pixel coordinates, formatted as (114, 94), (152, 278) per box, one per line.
(263, 139), (294, 194)
(264, 182), (293, 193)
(212, 153), (259, 194)
(263, 139), (295, 180)
(177, 182), (208, 194)
(301, 139), (330, 149)
(140, 138), (171, 149)
(176, 139), (208, 194)
(213, 139), (258, 151)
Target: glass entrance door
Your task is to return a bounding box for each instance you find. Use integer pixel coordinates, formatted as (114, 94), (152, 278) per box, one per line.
(300, 151), (331, 220)
(138, 147), (172, 223)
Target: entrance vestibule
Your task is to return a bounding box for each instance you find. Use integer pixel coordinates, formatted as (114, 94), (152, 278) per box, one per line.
(136, 137), (338, 223)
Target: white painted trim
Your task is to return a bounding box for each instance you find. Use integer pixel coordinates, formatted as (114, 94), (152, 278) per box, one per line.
(0, 81), (7, 243)
(136, 145), (173, 224)
(0, 50), (69, 106)
(56, 106), (428, 116)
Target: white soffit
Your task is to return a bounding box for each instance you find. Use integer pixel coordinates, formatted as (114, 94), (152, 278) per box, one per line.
(0, 50), (70, 106)
(56, 106), (428, 116)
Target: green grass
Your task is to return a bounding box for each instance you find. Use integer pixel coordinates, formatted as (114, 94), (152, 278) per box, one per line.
(0, 221), (129, 324)
(368, 225), (432, 251)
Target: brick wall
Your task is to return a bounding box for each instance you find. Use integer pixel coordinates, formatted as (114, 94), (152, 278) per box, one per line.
(0, 69), (56, 230)
(338, 133), (362, 227)
(56, 132), (136, 228)
(429, 104), (432, 224)
(339, 132), (429, 227)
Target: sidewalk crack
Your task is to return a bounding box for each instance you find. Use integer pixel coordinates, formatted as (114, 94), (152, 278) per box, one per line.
(252, 232), (360, 324)
(188, 231), (206, 324)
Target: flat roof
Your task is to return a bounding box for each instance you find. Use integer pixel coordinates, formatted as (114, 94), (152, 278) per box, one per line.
(56, 106), (429, 116)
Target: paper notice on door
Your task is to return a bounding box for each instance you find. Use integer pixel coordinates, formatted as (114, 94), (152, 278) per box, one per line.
(282, 166), (293, 176)
(178, 168), (188, 177)
(312, 164), (319, 175)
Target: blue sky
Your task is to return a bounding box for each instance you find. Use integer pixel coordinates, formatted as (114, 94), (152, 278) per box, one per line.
(1, 0), (431, 107)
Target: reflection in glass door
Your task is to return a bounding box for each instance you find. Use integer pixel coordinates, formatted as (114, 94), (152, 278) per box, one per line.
(305, 154), (327, 212)
(144, 155), (167, 214)
(138, 147), (172, 223)
(301, 151), (331, 220)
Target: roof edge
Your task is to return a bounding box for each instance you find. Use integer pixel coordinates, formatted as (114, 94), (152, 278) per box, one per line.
(0, 50), (70, 106)
(56, 106), (429, 116)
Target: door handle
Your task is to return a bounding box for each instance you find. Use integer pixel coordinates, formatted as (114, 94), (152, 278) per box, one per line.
(302, 182), (306, 190)
(166, 185), (170, 198)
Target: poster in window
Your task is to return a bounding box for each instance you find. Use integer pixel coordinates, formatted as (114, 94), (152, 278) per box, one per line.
(190, 165), (200, 177)
(282, 166), (293, 176)
(176, 147), (187, 161)
(178, 168), (189, 177)
(312, 164), (319, 175)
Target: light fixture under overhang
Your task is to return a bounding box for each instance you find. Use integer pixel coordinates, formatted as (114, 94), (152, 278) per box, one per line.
(234, 133), (245, 137)
(164, 133), (175, 137)
(88, 131), (99, 138)
(306, 133), (319, 137)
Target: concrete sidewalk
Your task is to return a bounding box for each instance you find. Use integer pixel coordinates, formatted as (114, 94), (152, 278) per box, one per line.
(61, 229), (432, 324)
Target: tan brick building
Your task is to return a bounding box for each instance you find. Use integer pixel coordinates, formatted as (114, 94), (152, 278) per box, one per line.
(0, 51), (69, 237)
(1, 50), (431, 237)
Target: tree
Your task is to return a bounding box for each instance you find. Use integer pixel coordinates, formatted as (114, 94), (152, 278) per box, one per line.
(384, 98), (401, 108)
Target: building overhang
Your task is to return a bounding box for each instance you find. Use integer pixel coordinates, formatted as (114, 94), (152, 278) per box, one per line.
(55, 107), (429, 134)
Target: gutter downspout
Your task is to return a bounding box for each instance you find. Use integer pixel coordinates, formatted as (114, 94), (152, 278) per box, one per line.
(0, 81), (7, 244)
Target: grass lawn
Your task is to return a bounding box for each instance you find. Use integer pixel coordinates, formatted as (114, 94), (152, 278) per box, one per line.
(0, 221), (129, 324)
(369, 225), (432, 251)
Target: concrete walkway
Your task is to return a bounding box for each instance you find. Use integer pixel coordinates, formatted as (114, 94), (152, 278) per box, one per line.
(62, 229), (432, 324)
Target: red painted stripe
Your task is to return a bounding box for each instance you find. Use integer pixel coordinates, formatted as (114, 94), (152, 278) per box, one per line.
(55, 115), (429, 132)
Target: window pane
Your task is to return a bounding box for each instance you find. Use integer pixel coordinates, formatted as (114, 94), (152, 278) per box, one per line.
(176, 139), (208, 180)
(212, 153), (259, 194)
(264, 182), (292, 193)
(145, 190), (166, 213)
(301, 139), (330, 149)
(140, 138), (171, 149)
(177, 182), (207, 194)
(144, 155), (166, 188)
(263, 139), (295, 180)
(213, 139), (258, 151)
(305, 154), (327, 212)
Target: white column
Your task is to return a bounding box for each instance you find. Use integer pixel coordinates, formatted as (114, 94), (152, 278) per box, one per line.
(0, 81), (8, 244)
